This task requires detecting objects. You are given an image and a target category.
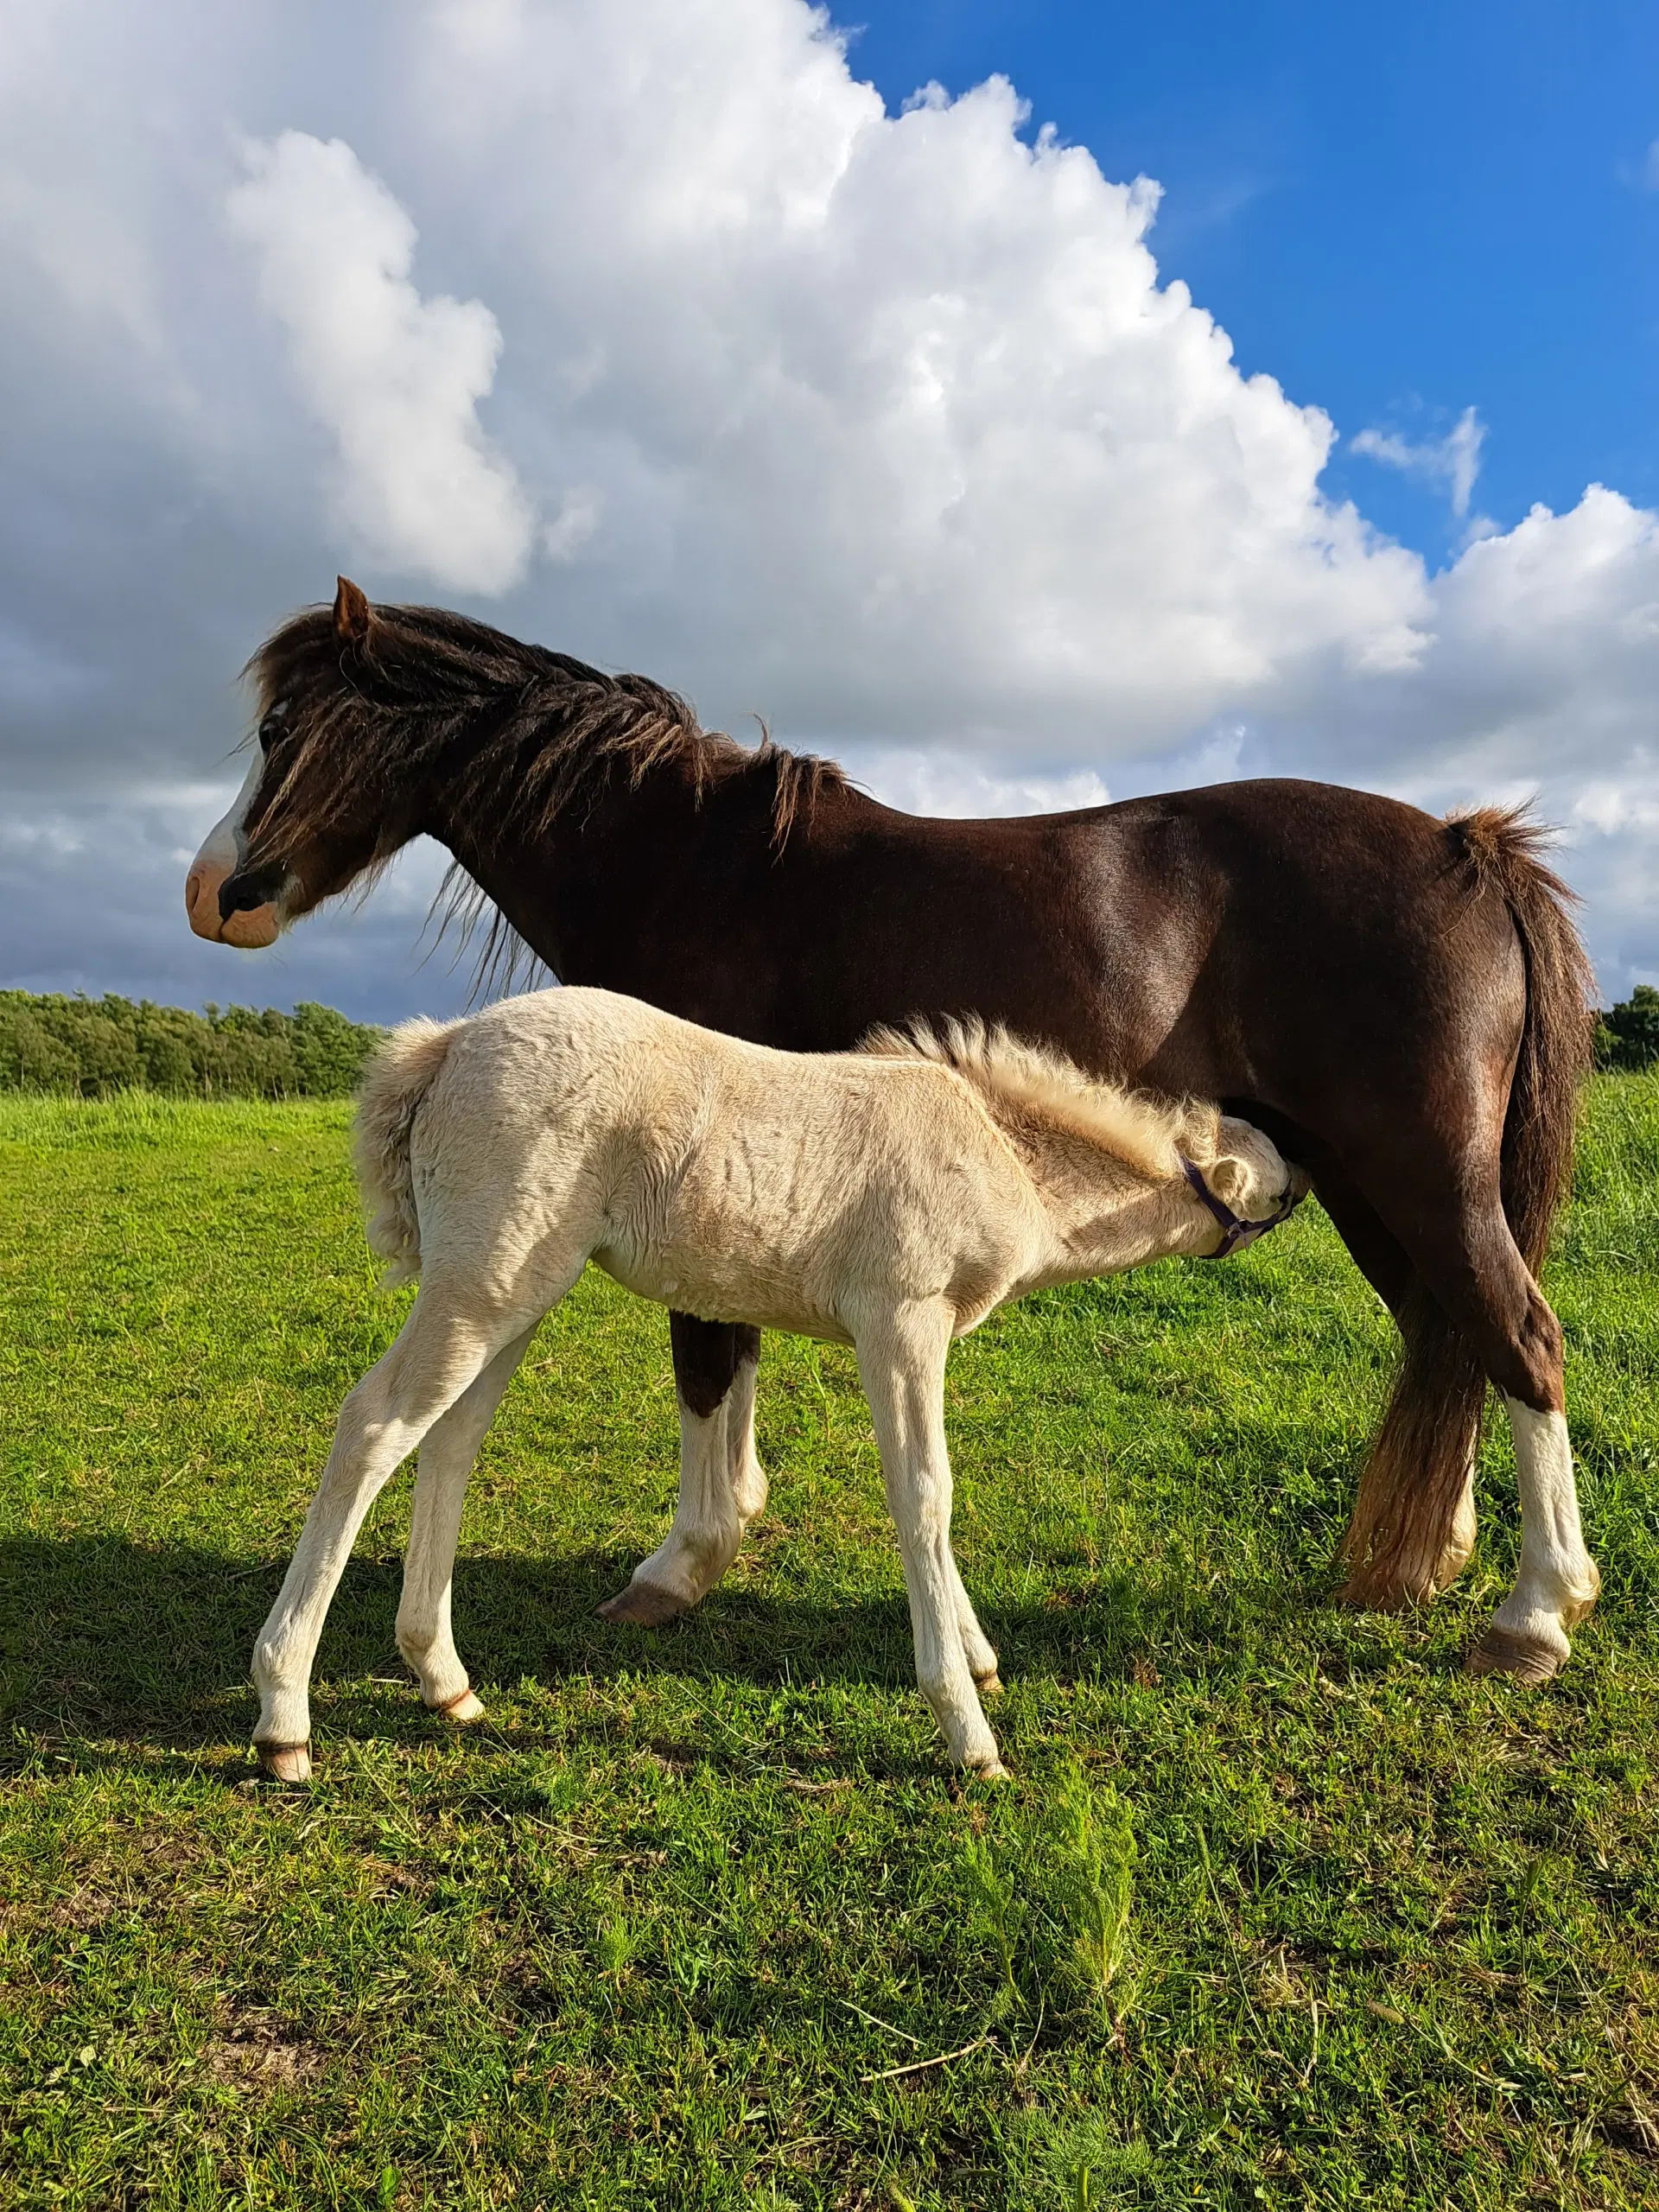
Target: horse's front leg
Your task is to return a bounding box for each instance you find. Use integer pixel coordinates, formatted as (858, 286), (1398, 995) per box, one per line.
(395, 1326), (536, 1723)
(251, 1298), (505, 1780)
(598, 1316), (766, 1625)
(855, 1304), (1005, 1778)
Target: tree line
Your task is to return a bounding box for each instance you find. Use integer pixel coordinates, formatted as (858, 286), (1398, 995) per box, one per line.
(0, 982), (1655, 1099)
(0, 992), (383, 1098)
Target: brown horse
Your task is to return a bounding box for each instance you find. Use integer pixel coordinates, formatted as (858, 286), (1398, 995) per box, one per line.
(186, 579), (1599, 1682)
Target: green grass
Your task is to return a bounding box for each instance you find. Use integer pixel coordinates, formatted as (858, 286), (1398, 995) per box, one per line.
(2, 1079), (1656, 2210)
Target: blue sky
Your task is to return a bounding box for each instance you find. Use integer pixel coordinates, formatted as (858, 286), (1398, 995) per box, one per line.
(0, 0), (1654, 1020)
(853, 0), (1659, 556)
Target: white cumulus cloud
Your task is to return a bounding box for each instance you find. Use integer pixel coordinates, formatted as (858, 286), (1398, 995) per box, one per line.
(226, 130), (532, 594)
(0, 0), (1652, 1010)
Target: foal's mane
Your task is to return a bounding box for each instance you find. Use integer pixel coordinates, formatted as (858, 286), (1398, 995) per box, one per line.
(860, 1017), (1212, 1183)
(245, 600), (848, 995)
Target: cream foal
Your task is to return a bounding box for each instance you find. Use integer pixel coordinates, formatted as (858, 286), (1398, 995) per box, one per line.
(252, 988), (1304, 1782)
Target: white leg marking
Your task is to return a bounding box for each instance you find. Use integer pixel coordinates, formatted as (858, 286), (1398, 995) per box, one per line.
(396, 1327), (535, 1720)
(855, 1308), (1004, 1777)
(1476, 1401), (1599, 1679)
(724, 1352), (769, 1529)
(600, 1351), (768, 1624)
(251, 1300), (505, 1764)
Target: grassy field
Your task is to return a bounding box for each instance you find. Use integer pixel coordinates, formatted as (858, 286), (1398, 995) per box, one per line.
(1, 1080), (1656, 2211)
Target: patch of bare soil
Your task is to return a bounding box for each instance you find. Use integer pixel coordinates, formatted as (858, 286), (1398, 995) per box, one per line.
(203, 2009), (322, 2093)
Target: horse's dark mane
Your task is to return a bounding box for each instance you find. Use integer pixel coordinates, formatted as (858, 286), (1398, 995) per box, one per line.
(246, 598), (846, 871)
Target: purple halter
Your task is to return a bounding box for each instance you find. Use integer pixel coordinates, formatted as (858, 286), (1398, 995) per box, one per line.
(1179, 1155), (1298, 1260)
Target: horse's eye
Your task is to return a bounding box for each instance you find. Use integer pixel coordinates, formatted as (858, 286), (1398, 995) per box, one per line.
(258, 708), (288, 753)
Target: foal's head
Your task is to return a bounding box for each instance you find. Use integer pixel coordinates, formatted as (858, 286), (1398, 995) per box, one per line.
(1182, 1113), (1308, 1257)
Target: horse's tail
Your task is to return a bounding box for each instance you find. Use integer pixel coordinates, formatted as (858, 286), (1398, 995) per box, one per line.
(1338, 808), (1594, 1607)
(353, 1017), (463, 1287)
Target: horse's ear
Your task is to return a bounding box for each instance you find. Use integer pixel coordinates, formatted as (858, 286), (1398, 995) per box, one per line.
(334, 576), (372, 646)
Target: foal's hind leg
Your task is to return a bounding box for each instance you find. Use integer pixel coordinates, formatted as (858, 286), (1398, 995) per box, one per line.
(599, 1321), (766, 1625)
(252, 1294), (524, 1779)
(946, 1556), (1000, 1693)
(396, 1326), (536, 1723)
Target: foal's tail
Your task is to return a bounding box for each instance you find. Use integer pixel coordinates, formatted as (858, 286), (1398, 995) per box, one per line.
(1338, 808), (1594, 1606)
(353, 1018), (463, 1287)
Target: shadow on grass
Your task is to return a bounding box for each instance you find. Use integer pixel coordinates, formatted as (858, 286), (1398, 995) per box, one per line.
(0, 1531), (1331, 1768)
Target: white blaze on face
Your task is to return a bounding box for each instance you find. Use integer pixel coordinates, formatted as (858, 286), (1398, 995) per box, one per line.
(183, 753), (282, 948)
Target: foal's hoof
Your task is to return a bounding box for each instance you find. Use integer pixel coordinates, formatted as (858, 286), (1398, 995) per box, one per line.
(428, 1686), (486, 1725)
(596, 1579), (689, 1628)
(973, 1670), (1004, 1700)
(965, 1755), (1010, 1783)
(1465, 1626), (1565, 1686)
(256, 1740), (313, 1784)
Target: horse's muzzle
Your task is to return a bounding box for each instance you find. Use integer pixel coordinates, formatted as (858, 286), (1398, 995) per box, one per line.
(183, 859), (281, 949)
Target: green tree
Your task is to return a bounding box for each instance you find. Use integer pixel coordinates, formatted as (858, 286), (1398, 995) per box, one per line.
(1595, 983), (1659, 1073)
(0, 989), (384, 1097)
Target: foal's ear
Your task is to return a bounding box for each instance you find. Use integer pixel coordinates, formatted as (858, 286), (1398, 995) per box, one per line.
(334, 575), (372, 646)
(1209, 1154), (1250, 1207)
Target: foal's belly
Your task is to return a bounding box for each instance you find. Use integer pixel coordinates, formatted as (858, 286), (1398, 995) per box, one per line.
(588, 1243), (855, 1345)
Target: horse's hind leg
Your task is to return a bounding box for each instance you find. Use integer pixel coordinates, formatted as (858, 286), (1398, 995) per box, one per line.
(395, 1325), (537, 1723)
(252, 1292), (527, 1779)
(1317, 1166), (1478, 1592)
(599, 1319), (766, 1625)
(1469, 1395), (1599, 1681)
(1364, 1171), (1598, 1675)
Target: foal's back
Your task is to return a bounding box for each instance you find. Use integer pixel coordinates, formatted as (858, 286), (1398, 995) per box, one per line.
(411, 988), (1038, 1339)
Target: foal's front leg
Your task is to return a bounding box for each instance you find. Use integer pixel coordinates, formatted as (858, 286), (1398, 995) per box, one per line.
(855, 1305), (1005, 1778)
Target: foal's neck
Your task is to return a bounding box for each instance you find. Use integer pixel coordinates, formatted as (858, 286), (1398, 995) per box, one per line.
(1024, 1142), (1187, 1282)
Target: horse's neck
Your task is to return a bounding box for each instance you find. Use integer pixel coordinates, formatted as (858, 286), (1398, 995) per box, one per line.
(425, 761), (802, 990)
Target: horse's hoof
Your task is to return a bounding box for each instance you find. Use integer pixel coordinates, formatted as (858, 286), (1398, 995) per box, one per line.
(429, 1686), (486, 1725)
(256, 1740), (313, 1784)
(1465, 1626), (1565, 1685)
(596, 1579), (690, 1627)
(973, 1670), (1003, 1699)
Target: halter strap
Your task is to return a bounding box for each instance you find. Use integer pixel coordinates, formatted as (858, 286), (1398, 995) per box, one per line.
(1179, 1155), (1296, 1260)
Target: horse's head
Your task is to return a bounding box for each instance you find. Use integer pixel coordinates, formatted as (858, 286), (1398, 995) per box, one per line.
(185, 578), (417, 946)
(1182, 1116), (1311, 1259)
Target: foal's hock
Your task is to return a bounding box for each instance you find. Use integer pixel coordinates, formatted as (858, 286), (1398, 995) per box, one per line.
(251, 988), (1303, 1781)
